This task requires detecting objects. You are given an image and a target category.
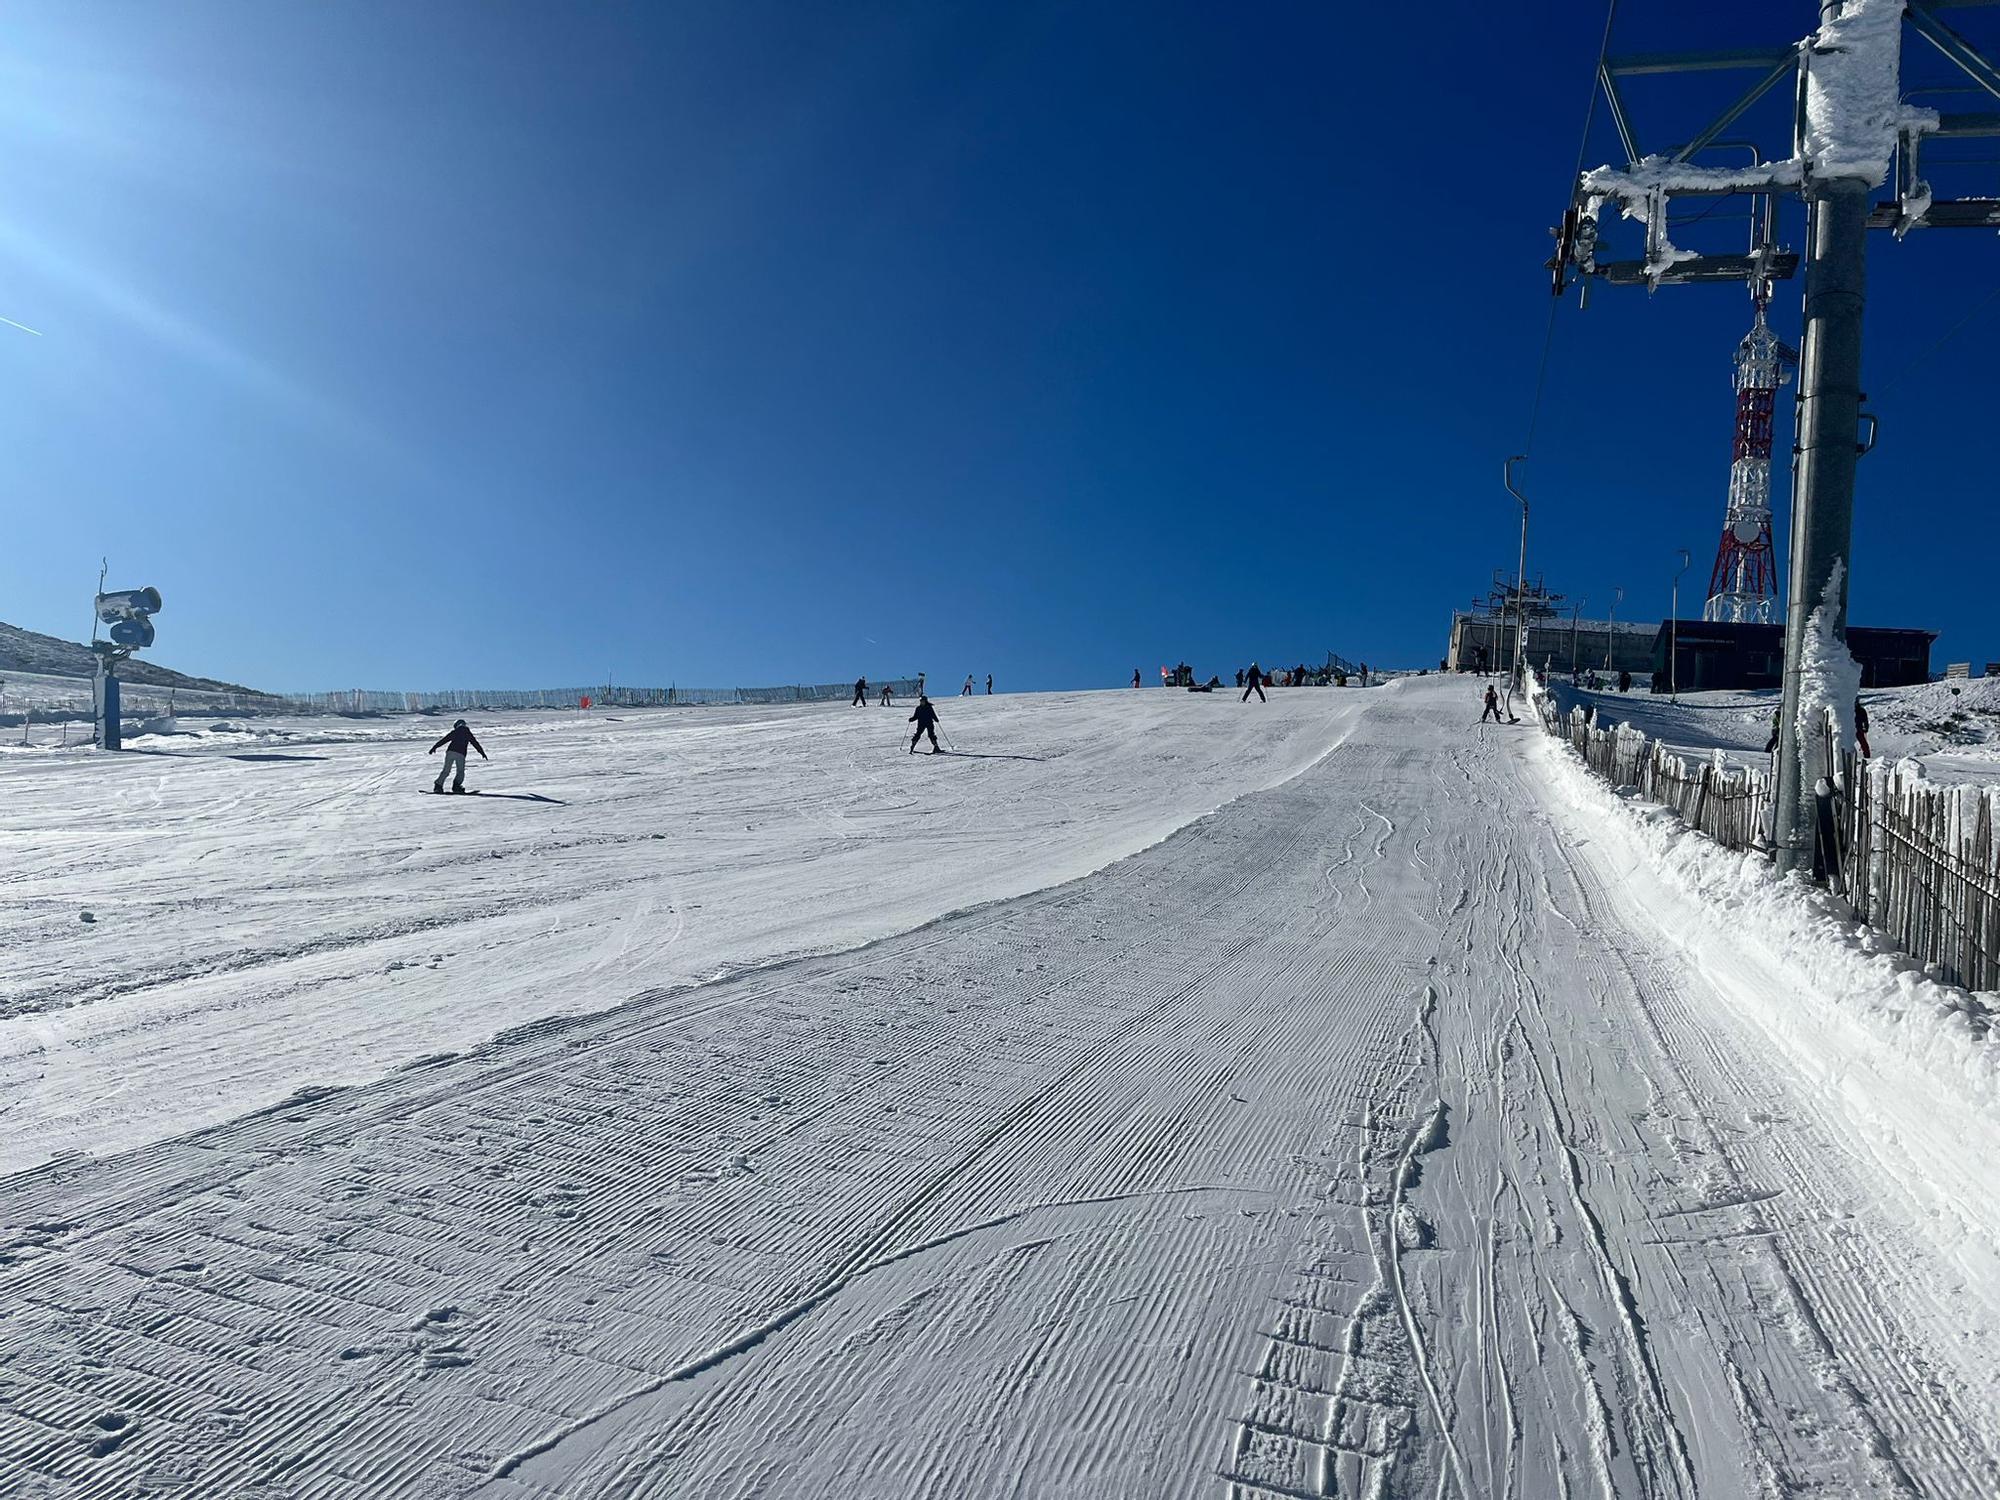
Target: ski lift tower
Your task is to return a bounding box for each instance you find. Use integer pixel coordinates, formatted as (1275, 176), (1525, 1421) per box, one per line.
(1546, 0), (2000, 876)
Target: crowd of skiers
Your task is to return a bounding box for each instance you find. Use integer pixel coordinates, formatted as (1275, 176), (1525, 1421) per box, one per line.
(1135, 661), (1374, 698)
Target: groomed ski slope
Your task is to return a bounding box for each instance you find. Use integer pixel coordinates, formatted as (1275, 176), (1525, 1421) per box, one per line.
(2, 675), (1996, 1498)
(0, 688), (1362, 1174)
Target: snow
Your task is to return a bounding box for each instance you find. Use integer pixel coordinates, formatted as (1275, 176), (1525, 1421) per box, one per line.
(1803, 0), (1932, 187)
(1580, 0), (1937, 273)
(0, 667), (265, 729)
(1581, 154), (1804, 206)
(1796, 561), (1863, 765)
(0, 688), (1366, 1174)
(1532, 727), (1998, 1266)
(3, 675), (1997, 1496)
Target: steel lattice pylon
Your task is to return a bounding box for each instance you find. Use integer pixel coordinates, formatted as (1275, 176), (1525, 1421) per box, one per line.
(1703, 302), (1794, 624)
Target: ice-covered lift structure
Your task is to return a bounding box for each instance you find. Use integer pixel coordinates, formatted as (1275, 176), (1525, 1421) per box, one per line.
(1544, 0), (2000, 876)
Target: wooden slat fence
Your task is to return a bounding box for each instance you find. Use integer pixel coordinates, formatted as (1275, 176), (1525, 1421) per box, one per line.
(1533, 684), (2000, 992)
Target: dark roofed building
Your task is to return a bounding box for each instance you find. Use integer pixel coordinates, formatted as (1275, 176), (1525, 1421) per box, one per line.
(1650, 620), (1935, 694)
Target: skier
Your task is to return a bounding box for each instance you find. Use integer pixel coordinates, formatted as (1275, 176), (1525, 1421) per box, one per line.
(985, 673), (993, 695)
(1235, 668), (1245, 688)
(962, 675), (975, 696)
(1480, 686), (1503, 724)
(1855, 696), (1871, 757)
(908, 695), (941, 754)
(852, 676), (868, 707)
(917, 671), (926, 698)
(1132, 669), (1142, 688)
(1242, 663), (1266, 704)
(880, 681), (894, 707)
(428, 719), (488, 793)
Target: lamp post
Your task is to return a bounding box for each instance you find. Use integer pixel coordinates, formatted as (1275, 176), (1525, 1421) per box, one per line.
(1503, 455), (1529, 711)
(1604, 586), (1623, 673)
(1669, 550), (1691, 703)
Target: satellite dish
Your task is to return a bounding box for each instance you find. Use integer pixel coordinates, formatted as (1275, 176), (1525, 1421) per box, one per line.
(1732, 517), (1763, 545)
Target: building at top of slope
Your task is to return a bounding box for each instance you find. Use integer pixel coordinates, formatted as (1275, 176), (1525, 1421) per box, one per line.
(1649, 620), (1935, 694)
(1446, 577), (1657, 677)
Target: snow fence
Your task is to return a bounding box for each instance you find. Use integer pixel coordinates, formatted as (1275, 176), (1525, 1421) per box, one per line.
(1534, 679), (2000, 993)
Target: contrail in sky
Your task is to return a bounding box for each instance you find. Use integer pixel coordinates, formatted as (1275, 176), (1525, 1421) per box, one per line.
(0, 314), (43, 336)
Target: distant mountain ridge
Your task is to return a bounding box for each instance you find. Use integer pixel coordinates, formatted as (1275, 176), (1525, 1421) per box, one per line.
(0, 620), (270, 696)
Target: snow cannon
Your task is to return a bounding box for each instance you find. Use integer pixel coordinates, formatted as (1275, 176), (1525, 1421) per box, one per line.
(91, 586), (162, 750)
(96, 587), (162, 650)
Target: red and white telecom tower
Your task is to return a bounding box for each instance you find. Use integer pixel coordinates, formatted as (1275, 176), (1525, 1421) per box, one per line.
(1702, 294), (1795, 624)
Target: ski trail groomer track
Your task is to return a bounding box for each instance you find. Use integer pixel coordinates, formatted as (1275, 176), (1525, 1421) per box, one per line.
(0, 688), (1354, 1173)
(0, 677), (1993, 1497)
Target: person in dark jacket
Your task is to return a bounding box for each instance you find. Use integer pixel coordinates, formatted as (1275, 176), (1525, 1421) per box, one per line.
(429, 719), (487, 793)
(908, 695), (941, 754)
(852, 676), (868, 706)
(1855, 696), (1871, 757)
(880, 681), (894, 707)
(1481, 686), (1503, 724)
(985, 674), (993, 695)
(1242, 663), (1266, 704)
(1764, 708), (1780, 755)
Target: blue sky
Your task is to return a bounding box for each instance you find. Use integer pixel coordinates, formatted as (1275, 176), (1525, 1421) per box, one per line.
(0, 1), (1993, 692)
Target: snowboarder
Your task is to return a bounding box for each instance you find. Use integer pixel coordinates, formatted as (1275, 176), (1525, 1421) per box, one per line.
(428, 719), (487, 793)
(852, 676), (868, 706)
(1481, 686), (1503, 724)
(908, 695), (941, 754)
(1242, 663), (1266, 704)
(962, 675), (975, 696)
(985, 674), (993, 695)
(1855, 696), (1871, 757)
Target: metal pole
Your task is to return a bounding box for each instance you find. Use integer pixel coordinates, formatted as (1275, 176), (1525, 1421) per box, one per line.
(1773, 176), (1867, 872)
(1605, 586), (1622, 671)
(1504, 456), (1529, 712)
(1570, 600), (1586, 675)
(1670, 550), (1690, 703)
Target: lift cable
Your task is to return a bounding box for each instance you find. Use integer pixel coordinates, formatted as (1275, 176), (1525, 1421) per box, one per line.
(1873, 280), (2000, 399)
(1521, 0), (1620, 459)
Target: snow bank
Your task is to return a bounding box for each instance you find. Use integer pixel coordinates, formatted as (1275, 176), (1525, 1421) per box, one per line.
(1529, 729), (2000, 1274)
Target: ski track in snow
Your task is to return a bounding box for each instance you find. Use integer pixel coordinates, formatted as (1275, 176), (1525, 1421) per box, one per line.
(0, 690), (1359, 1174)
(1, 678), (1996, 1498)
